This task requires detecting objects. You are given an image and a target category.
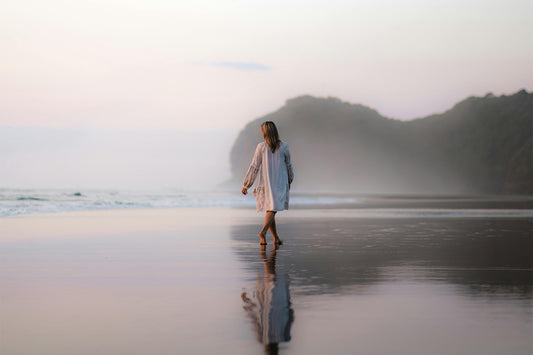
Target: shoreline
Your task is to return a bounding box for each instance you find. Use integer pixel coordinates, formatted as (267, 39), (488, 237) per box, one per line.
(2, 190), (532, 218)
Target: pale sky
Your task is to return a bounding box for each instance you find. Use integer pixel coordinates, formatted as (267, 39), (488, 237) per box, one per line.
(2, 0), (532, 130)
(1, 0), (532, 190)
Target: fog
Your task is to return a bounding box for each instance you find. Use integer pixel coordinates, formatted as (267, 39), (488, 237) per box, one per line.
(2, 1), (531, 193)
(229, 92), (532, 195)
(0, 126), (237, 190)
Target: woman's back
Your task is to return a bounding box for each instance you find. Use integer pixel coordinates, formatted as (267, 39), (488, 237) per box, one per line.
(243, 141), (293, 212)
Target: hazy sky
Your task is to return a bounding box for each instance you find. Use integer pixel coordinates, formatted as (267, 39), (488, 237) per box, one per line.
(2, 0), (532, 130)
(1, 1), (532, 190)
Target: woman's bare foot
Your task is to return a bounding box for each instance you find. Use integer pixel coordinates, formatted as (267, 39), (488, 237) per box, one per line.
(259, 232), (267, 245)
(274, 238), (283, 245)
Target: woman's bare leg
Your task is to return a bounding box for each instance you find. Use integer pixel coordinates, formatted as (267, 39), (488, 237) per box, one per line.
(259, 211), (276, 244)
(269, 218), (282, 244)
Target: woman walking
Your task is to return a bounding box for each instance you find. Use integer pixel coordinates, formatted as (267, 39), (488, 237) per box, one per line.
(242, 121), (294, 245)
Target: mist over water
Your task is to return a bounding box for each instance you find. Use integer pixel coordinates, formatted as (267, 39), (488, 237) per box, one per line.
(3, 91), (531, 197)
(0, 126), (236, 190)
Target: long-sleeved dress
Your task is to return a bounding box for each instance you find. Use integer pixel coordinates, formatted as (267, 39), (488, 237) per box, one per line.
(243, 142), (294, 212)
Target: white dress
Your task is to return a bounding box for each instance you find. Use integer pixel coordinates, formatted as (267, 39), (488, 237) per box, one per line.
(243, 142), (294, 212)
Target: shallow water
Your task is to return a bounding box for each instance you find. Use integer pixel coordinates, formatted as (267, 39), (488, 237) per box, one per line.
(1, 209), (531, 354)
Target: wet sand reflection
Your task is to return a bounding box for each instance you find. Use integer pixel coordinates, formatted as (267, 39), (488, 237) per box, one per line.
(241, 246), (294, 354)
(232, 218), (532, 298)
(232, 216), (532, 354)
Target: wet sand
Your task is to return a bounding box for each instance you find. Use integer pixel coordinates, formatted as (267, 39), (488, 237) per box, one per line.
(1, 208), (532, 354)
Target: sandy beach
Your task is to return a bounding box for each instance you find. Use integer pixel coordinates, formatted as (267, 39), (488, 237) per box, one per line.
(1, 207), (532, 354)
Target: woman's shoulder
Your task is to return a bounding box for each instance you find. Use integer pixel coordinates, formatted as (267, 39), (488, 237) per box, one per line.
(255, 142), (267, 153)
(280, 141), (290, 150)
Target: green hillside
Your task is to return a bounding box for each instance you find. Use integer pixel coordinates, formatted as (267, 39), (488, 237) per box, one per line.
(229, 90), (532, 194)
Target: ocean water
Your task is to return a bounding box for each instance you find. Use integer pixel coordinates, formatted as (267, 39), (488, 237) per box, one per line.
(0, 189), (365, 217)
(1, 188), (532, 217)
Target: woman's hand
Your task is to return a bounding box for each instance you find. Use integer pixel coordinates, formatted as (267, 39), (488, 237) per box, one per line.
(241, 187), (248, 195)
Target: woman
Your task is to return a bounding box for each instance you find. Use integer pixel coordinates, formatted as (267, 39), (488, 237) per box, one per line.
(242, 121), (294, 245)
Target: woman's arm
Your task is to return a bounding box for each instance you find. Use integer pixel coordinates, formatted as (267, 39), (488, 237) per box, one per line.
(242, 144), (263, 194)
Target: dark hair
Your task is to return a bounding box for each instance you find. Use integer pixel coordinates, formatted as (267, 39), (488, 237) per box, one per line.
(260, 121), (281, 153)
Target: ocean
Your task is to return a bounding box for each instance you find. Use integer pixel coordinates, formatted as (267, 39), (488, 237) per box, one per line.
(1, 188), (532, 218)
(0, 188), (365, 217)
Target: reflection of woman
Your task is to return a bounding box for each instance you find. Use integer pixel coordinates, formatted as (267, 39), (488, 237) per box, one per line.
(242, 121), (294, 245)
(241, 246), (294, 354)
